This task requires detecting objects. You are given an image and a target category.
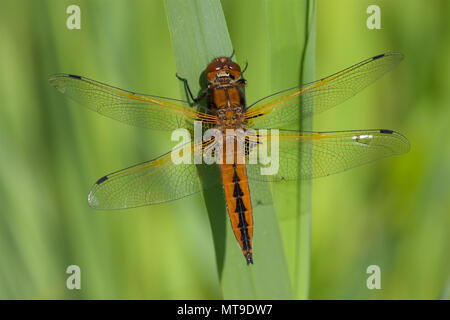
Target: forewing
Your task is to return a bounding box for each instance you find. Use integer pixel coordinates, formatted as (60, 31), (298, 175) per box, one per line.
(49, 74), (216, 131)
(245, 53), (404, 129)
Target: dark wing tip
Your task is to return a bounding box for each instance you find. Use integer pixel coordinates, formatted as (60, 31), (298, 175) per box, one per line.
(372, 52), (405, 61)
(95, 175), (108, 185)
(68, 74), (82, 79)
(379, 129), (411, 154)
(48, 73), (81, 83)
(373, 53), (386, 60)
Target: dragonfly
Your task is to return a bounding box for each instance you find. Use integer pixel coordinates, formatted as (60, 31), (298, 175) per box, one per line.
(49, 52), (410, 265)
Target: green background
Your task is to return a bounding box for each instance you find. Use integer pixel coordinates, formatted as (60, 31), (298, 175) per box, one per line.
(0, 0), (448, 299)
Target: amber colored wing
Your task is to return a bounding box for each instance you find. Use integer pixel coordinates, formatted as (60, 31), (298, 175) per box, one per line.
(88, 140), (221, 209)
(48, 74), (216, 131)
(245, 53), (403, 129)
(245, 129), (410, 181)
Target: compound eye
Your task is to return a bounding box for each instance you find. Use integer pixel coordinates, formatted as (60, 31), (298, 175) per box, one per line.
(206, 60), (222, 74)
(228, 62), (241, 72)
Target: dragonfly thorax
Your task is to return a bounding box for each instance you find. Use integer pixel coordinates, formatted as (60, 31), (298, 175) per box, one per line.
(215, 106), (246, 131)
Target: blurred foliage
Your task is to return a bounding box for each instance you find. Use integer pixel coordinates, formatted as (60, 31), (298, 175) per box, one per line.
(0, 0), (448, 299)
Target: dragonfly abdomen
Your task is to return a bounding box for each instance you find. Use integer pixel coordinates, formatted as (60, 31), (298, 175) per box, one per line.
(220, 148), (254, 264)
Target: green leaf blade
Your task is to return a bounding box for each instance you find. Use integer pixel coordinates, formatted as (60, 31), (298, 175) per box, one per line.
(165, 0), (299, 299)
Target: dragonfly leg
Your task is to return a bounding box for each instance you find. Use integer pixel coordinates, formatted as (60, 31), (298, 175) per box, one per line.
(229, 49), (235, 60)
(241, 61), (248, 74)
(175, 73), (206, 103)
(236, 78), (247, 87)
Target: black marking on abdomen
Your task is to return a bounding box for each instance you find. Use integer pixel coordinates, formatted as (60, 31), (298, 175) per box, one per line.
(232, 166), (252, 264)
(233, 182), (244, 198)
(232, 170), (240, 183)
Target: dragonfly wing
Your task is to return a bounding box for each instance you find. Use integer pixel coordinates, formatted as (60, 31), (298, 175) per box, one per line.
(245, 53), (404, 129)
(245, 129), (410, 181)
(88, 141), (221, 209)
(49, 74), (216, 131)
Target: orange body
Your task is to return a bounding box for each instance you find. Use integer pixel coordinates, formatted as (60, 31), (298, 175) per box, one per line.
(206, 57), (254, 264)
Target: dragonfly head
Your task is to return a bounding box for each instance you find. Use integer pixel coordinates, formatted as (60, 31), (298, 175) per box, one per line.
(206, 57), (241, 82)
